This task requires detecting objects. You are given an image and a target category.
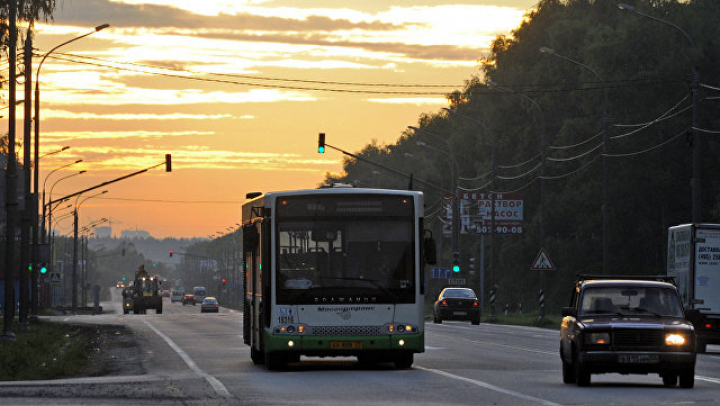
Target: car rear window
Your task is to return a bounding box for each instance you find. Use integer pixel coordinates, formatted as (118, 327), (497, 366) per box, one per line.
(443, 289), (476, 299)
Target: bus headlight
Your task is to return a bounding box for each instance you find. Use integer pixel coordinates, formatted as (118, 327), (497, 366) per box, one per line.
(665, 333), (685, 346)
(398, 339), (405, 346)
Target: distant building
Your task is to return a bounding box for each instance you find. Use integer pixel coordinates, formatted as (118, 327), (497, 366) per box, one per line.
(95, 226), (112, 238)
(121, 229), (151, 239)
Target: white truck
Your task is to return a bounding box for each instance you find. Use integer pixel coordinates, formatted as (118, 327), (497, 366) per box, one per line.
(667, 224), (720, 353)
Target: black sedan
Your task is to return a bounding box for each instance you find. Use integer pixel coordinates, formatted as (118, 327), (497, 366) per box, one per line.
(433, 288), (480, 325)
(182, 294), (196, 306)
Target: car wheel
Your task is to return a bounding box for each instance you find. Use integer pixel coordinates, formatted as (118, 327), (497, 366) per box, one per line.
(123, 309), (128, 315)
(679, 367), (694, 388)
(561, 355), (575, 384)
(573, 350), (590, 387)
(471, 318), (480, 325)
(662, 373), (678, 387)
(696, 340), (707, 354)
(433, 313), (442, 324)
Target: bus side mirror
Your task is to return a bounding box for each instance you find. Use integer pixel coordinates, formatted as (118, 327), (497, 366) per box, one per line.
(424, 233), (437, 265)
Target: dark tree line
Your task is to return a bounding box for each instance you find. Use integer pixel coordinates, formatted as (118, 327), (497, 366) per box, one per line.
(323, 0), (720, 313)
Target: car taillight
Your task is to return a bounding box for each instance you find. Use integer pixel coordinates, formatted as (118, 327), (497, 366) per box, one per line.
(473, 301), (478, 306)
(706, 323), (713, 329)
(441, 300), (447, 306)
(215, 304), (218, 307)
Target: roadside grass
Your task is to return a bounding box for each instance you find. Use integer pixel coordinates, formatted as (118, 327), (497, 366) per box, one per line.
(0, 319), (92, 381)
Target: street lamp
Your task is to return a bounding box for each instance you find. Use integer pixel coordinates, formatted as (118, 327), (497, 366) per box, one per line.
(617, 3), (701, 222)
(414, 137), (461, 265)
(540, 46), (611, 275)
(47, 170), (86, 243)
(42, 159), (82, 243)
(487, 79), (547, 321)
(32, 23), (109, 317)
(71, 190), (107, 313)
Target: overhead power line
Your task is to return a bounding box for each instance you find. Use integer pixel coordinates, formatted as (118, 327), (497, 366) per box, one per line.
(603, 129), (686, 158)
(51, 51), (461, 89)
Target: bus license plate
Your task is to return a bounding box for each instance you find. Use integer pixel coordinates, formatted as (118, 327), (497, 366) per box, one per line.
(330, 341), (363, 349)
(618, 354), (659, 364)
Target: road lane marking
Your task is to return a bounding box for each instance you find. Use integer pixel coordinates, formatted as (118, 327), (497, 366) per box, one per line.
(697, 376), (720, 384)
(143, 319), (232, 398)
(416, 366), (564, 406)
(427, 331), (556, 356)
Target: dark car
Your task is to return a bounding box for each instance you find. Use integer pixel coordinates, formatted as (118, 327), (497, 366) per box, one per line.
(201, 297), (219, 313)
(182, 294), (196, 306)
(560, 275), (696, 388)
(433, 287), (480, 325)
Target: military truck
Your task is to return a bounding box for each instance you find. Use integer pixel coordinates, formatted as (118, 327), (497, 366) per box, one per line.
(125, 265), (163, 314)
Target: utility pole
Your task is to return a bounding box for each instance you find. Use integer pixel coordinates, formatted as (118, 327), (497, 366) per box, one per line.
(19, 29), (33, 329)
(3, 0), (19, 339)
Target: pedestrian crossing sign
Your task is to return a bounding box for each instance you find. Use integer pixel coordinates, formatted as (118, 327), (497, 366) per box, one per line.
(531, 248), (556, 271)
(49, 272), (62, 283)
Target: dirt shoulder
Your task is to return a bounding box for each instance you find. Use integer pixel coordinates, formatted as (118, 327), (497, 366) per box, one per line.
(78, 323), (145, 378)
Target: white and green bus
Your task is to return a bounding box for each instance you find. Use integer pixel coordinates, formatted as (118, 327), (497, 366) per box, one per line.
(241, 187), (436, 370)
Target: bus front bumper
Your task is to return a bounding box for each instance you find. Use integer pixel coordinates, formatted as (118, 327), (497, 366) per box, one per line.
(263, 331), (424, 355)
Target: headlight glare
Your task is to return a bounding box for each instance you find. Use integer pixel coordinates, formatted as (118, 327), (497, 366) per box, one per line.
(665, 333), (685, 345)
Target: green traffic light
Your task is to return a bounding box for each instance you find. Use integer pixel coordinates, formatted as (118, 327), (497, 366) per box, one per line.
(41, 266), (47, 274)
(452, 265), (460, 273)
(318, 146), (325, 153)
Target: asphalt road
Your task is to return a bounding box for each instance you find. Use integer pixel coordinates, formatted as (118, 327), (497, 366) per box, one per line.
(1, 289), (719, 405)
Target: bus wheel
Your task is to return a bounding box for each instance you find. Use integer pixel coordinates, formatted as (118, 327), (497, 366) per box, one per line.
(250, 347), (264, 365)
(394, 352), (413, 369)
(265, 352), (286, 371)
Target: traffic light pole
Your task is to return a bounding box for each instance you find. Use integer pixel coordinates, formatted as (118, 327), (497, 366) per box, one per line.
(318, 135), (451, 195)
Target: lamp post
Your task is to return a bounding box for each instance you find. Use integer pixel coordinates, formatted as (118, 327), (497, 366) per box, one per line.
(441, 107), (495, 314)
(487, 80), (547, 321)
(71, 191), (107, 313)
(42, 159), (82, 244)
(47, 170), (86, 247)
(415, 139), (460, 266)
(32, 24), (109, 317)
(540, 46), (611, 275)
(618, 3), (701, 223)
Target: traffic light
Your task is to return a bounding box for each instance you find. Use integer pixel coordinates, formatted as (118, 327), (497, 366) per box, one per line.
(452, 252), (460, 273)
(122, 277), (126, 281)
(318, 132), (325, 153)
(221, 278), (226, 285)
(169, 249), (174, 257)
(468, 257), (476, 272)
(165, 154), (172, 172)
(40, 264), (47, 274)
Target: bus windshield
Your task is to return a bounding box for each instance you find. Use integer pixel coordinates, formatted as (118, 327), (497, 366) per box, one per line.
(276, 195), (416, 304)
(277, 219), (414, 304)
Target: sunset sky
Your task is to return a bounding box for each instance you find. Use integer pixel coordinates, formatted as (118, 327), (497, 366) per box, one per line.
(18, 0), (537, 238)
